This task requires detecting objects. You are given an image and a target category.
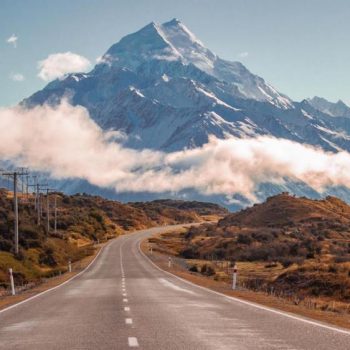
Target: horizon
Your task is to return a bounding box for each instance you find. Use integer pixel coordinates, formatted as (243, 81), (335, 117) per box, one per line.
(1, 0), (349, 107)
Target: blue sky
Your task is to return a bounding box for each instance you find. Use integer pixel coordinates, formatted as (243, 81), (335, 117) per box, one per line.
(1, 0), (349, 106)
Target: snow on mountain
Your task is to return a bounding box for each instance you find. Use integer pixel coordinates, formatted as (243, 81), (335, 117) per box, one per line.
(307, 96), (350, 118)
(22, 19), (350, 207)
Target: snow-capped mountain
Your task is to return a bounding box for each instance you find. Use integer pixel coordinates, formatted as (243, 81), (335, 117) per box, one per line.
(23, 19), (350, 208)
(307, 96), (350, 118)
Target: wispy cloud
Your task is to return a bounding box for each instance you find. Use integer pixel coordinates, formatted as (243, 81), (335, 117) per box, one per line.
(238, 51), (249, 58)
(37, 52), (91, 81)
(2, 100), (350, 201)
(6, 34), (18, 48)
(10, 73), (25, 82)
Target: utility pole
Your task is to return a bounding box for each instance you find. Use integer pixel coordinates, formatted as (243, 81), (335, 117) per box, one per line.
(25, 174), (29, 196)
(2, 169), (29, 254)
(54, 194), (58, 234)
(18, 167), (27, 195)
(45, 188), (55, 234)
(46, 189), (50, 233)
(38, 184), (48, 226)
(28, 180), (48, 226)
(32, 175), (38, 209)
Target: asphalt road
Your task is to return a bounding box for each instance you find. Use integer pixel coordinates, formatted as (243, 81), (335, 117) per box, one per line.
(0, 225), (349, 349)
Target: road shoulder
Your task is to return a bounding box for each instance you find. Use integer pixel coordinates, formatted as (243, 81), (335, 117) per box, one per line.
(140, 237), (350, 331)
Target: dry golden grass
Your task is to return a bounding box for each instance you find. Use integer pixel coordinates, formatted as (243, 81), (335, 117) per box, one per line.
(141, 239), (350, 330)
(0, 243), (104, 311)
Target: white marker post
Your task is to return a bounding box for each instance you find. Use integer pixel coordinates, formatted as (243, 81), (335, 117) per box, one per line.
(68, 260), (72, 273)
(168, 257), (172, 268)
(150, 245), (153, 255)
(9, 268), (15, 296)
(232, 264), (238, 290)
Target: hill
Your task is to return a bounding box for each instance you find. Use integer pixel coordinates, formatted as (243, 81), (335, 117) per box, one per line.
(0, 189), (224, 291)
(130, 199), (228, 218)
(219, 192), (350, 229)
(155, 193), (350, 303)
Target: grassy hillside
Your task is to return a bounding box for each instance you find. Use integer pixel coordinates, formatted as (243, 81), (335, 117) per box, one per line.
(0, 189), (224, 291)
(153, 193), (350, 303)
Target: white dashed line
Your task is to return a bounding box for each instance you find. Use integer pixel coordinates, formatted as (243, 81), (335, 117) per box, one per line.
(123, 293), (127, 297)
(123, 298), (128, 303)
(128, 337), (139, 347)
(125, 318), (133, 324)
(124, 306), (130, 311)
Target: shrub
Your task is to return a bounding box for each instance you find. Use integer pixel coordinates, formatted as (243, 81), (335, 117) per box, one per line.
(328, 265), (338, 273)
(39, 247), (57, 267)
(0, 239), (13, 252)
(188, 265), (198, 272)
(200, 264), (215, 276)
(181, 246), (198, 259)
(237, 234), (252, 245)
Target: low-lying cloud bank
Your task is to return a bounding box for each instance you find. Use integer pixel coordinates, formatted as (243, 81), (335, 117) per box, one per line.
(1, 101), (350, 200)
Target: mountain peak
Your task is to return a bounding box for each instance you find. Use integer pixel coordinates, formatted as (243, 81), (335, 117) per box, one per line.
(307, 96), (350, 118)
(163, 18), (182, 26)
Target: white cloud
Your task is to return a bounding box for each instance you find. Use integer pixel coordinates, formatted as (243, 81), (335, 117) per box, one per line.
(6, 34), (18, 48)
(37, 52), (91, 81)
(238, 51), (249, 58)
(96, 54), (113, 66)
(10, 73), (25, 82)
(2, 100), (350, 201)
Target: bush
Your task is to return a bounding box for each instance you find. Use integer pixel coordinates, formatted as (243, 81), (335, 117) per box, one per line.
(0, 239), (13, 252)
(188, 265), (198, 273)
(181, 247), (198, 259)
(237, 234), (252, 245)
(200, 264), (215, 276)
(279, 257), (304, 268)
(328, 265), (338, 273)
(39, 247), (57, 267)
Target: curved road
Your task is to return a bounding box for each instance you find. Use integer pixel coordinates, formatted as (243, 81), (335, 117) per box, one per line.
(0, 225), (349, 349)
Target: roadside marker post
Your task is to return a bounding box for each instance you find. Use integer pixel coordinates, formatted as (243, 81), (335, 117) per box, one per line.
(68, 260), (72, 273)
(168, 257), (172, 268)
(232, 264), (238, 290)
(9, 268), (15, 296)
(150, 245), (153, 255)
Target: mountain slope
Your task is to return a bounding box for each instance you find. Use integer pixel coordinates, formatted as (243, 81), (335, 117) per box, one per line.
(21, 19), (350, 207)
(307, 96), (350, 118)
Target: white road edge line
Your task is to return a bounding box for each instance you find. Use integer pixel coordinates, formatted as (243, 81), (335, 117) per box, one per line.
(138, 238), (350, 336)
(128, 337), (139, 347)
(0, 240), (111, 315)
